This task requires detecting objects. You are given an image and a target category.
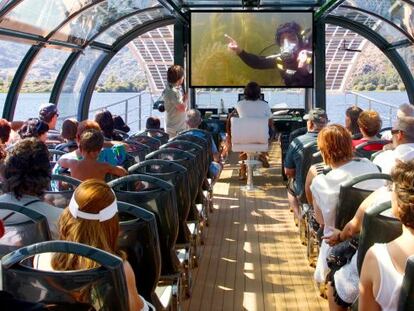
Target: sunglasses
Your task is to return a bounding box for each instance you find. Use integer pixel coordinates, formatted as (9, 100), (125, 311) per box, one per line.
(391, 129), (401, 135)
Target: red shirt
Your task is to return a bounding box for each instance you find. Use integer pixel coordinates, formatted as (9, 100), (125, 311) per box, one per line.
(352, 138), (386, 151)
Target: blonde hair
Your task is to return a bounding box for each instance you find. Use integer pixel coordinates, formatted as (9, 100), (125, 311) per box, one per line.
(317, 124), (353, 166)
(52, 179), (124, 270)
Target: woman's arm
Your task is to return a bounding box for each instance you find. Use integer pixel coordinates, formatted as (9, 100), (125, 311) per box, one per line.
(124, 261), (145, 311)
(359, 249), (381, 311)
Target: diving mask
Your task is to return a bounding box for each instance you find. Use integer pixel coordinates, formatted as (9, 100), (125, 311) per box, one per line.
(280, 38), (298, 61)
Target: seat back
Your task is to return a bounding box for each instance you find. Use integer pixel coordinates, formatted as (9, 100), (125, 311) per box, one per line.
(354, 140), (389, 159)
(336, 173), (391, 230)
(146, 148), (198, 205)
(162, 140), (206, 180)
(2, 241), (129, 311)
(113, 129), (129, 140)
(128, 135), (161, 152)
(0, 203), (51, 257)
(48, 149), (66, 168)
(231, 117), (269, 152)
(357, 201), (402, 273)
(398, 256), (414, 311)
(44, 174), (81, 209)
(139, 129), (169, 145)
(296, 141), (318, 202)
(109, 174), (180, 275)
(173, 133), (212, 164)
(179, 129), (213, 152)
(128, 160), (191, 243)
(118, 201), (161, 304)
(55, 141), (77, 153)
(125, 141), (151, 163)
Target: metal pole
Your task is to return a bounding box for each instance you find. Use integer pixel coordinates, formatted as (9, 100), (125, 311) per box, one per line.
(139, 93), (142, 130)
(125, 99), (129, 124)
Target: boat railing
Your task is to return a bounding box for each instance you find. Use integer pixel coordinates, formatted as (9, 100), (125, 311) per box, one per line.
(58, 91), (163, 133)
(345, 91), (397, 126)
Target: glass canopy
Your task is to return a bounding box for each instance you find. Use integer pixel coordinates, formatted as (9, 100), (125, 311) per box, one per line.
(0, 0), (412, 121)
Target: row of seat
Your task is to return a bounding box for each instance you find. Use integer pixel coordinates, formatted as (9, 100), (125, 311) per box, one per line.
(290, 138), (414, 310)
(1, 128), (218, 310)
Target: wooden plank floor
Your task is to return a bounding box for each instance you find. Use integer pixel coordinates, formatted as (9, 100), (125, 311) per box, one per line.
(182, 143), (328, 311)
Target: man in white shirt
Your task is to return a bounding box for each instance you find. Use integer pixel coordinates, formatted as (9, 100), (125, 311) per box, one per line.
(235, 82), (271, 118)
(234, 81), (272, 176)
(373, 103), (414, 173)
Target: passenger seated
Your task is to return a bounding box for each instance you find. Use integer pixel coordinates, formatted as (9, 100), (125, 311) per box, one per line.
(235, 81), (272, 179)
(310, 124), (381, 284)
(33, 179), (148, 311)
(0, 119), (11, 179)
(18, 118), (49, 143)
(345, 105), (363, 137)
(359, 160), (414, 310)
(53, 120), (127, 177)
(56, 118), (78, 153)
(373, 103), (414, 174)
(146, 116), (161, 130)
(95, 109), (124, 141)
(285, 108), (327, 220)
(58, 129), (127, 181)
(351, 110), (384, 151)
(185, 109), (222, 181)
(0, 138), (62, 238)
(38, 103), (63, 144)
(113, 115), (130, 133)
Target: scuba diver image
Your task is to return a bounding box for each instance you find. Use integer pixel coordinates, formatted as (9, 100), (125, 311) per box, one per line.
(225, 22), (313, 87)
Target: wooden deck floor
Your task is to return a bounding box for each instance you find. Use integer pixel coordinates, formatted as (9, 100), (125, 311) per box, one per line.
(182, 143), (328, 311)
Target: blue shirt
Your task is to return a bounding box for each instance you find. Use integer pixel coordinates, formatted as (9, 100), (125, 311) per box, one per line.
(284, 131), (318, 194)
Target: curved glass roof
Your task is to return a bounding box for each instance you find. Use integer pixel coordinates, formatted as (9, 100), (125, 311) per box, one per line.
(0, 0), (413, 120)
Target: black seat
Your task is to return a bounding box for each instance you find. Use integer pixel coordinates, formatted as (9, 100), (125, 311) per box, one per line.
(114, 129), (130, 140)
(109, 174), (188, 300)
(335, 173), (391, 230)
(398, 256), (414, 311)
(296, 141), (319, 203)
(162, 140), (206, 182)
(139, 129), (169, 145)
(0, 203), (51, 257)
(128, 135), (161, 152)
(354, 140), (389, 159)
(48, 149), (66, 168)
(55, 141), (77, 153)
(2, 241), (129, 310)
(44, 174), (81, 209)
(128, 160), (191, 244)
(357, 201), (402, 273)
(117, 201), (172, 310)
(172, 130), (213, 163)
(109, 175), (179, 275)
(145, 148), (204, 227)
(126, 141), (151, 163)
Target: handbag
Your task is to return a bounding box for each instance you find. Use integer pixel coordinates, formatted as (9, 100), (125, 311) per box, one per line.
(326, 236), (359, 272)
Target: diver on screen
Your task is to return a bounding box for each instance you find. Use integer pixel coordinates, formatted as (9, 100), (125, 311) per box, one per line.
(225, 22), (312, 87)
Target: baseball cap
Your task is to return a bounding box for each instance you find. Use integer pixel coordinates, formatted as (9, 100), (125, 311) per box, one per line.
(393, 115), (414, 138)
(38, 103), (58, 121)
(303, 108), (328, 124)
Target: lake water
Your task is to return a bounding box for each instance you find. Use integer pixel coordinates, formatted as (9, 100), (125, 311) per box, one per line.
(0, 90), (409, 133)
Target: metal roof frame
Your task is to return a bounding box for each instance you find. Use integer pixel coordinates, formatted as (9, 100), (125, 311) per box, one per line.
(326, 15), (414, 105)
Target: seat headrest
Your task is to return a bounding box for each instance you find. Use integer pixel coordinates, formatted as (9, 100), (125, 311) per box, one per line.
(231, 117), (269, 145)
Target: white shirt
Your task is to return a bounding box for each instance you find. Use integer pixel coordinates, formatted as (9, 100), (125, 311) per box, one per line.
(373, 143), (414, 174)
(235, 99), (271, 118)
(163, 84), (186, 134)
(372, 243), (404, 311)
(310, 158), (382, 282)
